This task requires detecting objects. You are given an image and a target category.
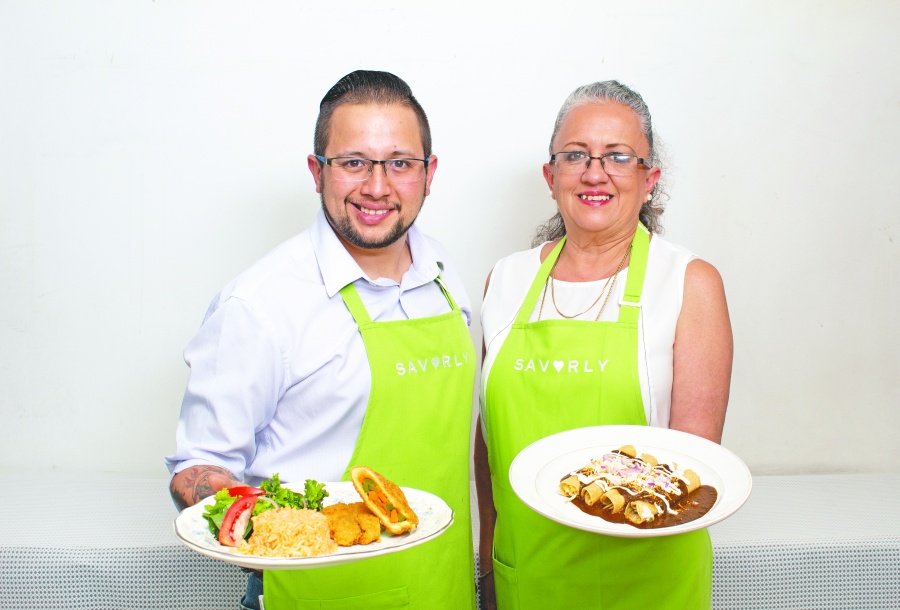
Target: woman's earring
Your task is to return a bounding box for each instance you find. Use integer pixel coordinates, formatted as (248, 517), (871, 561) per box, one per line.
(645, 193), (652, 202)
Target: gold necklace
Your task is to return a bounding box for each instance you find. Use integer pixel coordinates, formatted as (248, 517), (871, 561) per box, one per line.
(538, 243), (632, 321)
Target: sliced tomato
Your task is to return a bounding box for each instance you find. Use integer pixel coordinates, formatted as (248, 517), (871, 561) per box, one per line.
(227, 485), (266, 498)
(218, 495), (259, 547)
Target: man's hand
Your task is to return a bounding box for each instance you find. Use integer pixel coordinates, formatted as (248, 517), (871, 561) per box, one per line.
(169, 465), (241, 511)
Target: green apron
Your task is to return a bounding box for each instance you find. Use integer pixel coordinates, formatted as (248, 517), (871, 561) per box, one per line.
(483, 225), (712, 609)
(265, 278), (477, 610)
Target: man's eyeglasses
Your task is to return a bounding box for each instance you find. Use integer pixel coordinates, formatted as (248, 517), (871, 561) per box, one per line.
(314, 155), (430, 184)
(550, 151), (651, 178)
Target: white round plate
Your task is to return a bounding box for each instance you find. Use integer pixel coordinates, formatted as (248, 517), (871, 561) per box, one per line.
(509, 425), (752, 538)
(173, 482), (453, 570)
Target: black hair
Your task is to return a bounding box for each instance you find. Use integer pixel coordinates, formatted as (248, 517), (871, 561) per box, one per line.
(313, 70), (432, 158)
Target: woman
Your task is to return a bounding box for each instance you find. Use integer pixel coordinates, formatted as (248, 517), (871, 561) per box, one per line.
(475, 80), (733, 609)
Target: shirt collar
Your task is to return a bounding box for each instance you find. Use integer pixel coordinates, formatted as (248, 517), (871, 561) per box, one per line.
(311, 210), (444, 298)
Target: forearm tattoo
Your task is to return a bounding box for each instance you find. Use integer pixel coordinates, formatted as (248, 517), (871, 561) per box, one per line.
(169, 465), (238, 511)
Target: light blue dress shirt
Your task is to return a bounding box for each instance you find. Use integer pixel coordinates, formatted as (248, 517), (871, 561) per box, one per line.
(165, 211), (472, 485)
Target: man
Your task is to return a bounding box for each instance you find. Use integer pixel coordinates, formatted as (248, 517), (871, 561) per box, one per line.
(165, 70), (477, 610)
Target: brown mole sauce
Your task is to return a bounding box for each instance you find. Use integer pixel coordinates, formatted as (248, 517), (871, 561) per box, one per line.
(572, 485), (718, 529)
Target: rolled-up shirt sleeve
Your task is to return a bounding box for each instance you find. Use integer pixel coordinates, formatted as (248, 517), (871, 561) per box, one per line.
(165, 296), (284, 479)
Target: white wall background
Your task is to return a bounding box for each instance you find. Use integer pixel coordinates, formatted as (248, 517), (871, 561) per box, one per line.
(2, 1), (898, 479)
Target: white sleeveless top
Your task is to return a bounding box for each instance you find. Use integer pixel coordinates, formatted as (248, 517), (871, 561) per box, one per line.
(481, 234), (696, 429)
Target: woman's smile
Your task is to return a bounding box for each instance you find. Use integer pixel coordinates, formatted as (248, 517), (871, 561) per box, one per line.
(579, 191), (612, 205)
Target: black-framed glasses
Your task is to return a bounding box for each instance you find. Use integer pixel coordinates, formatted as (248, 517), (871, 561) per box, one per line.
(550, 151), (650, 177)
(314, 155), (430, 184)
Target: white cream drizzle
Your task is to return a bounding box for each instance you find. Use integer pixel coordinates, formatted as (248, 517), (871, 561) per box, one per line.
(560, 450), (692, 516)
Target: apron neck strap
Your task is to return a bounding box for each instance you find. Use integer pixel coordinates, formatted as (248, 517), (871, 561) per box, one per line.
(515, 238), (566, 325)
(434, 276), (461, 311)
(339, 276), (459, 327)
(339, 282), (372, 326)
(618, 223), (650, 324)
(515, 224), (651, 325)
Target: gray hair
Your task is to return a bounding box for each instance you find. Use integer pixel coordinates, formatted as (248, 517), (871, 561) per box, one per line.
(534, 80), (667, 246)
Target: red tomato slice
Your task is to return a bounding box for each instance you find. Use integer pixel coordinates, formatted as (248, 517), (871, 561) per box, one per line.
(218, 495), (259, 547)
(227, 486), (266, 498)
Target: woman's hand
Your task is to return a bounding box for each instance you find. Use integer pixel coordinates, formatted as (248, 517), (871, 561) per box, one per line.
(474, 416), (497, 610)
(476, 270), (498, 610)
(479, 570), (496, 610)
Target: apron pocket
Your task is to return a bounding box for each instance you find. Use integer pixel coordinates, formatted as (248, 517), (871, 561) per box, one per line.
(291, 586), (409, 610)
(492, 556), (519, 610)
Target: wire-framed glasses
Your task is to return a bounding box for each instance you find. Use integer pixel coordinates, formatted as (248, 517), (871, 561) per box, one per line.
(314, 155), (430, 184)
(550, 151), (650, 177)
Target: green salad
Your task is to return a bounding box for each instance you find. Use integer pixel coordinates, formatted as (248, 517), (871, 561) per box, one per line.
(202, 473), (328, 540)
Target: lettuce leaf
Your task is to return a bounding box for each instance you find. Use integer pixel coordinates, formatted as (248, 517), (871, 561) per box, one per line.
(201, 473), (329, 538)
(201, 488), (237, 536)
(304, 479), (329, 511)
